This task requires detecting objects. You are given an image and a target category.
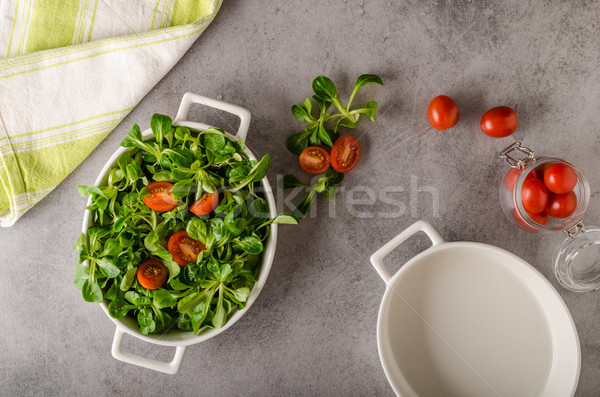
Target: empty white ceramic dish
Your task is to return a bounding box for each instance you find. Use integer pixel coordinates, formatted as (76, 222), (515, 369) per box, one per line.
(370, 220), (580, 397)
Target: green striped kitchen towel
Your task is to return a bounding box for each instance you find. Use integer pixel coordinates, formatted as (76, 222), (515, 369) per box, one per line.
(0, 0), (222, 226)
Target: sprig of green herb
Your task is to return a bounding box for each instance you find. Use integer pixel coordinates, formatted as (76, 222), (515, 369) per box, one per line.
(283, 74), (383, 220)
(286, 74), (383, 155)
(279, 168), (344, 219)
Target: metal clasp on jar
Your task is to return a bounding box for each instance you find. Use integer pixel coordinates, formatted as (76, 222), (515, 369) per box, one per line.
(500, 142), (536, 169)
(564, 221), (585, 238)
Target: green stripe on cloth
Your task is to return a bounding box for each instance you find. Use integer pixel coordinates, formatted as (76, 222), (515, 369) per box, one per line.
(0, 183), (9, 212)
(10, 132), (110, 191)
(75, 0), (92, 44)
(5, 0), (20, 57)
(15, 0), (32, 56)
(161, 0), (173, 29)
(0, 132), (108, 218)
(151, 0), (161, 30)
(26, 0), (79, 54)
(172, 0), (214, 25)
(0, 144), (28, 214)
(87, 0), (99, 42)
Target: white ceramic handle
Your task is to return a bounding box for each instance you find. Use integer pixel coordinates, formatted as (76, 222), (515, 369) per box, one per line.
(175, 92), (251, 141)
(111, 328), (186, 375)
(370, 220), (444, 283)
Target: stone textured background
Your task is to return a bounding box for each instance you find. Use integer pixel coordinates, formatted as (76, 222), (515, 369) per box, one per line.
(1, 0), (599, 395)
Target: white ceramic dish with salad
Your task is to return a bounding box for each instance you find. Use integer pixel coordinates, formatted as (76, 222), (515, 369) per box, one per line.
(76, 93), (290, 374)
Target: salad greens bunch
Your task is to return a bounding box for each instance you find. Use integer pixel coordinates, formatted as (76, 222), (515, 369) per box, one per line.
(75, 114), (296, 335)
(283, 74), (383, 219)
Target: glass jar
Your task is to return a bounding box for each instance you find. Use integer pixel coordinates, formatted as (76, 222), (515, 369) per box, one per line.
(499, 142), (600, 292)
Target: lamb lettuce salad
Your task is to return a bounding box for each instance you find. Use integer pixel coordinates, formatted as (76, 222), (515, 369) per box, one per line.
(75, 114), (296, 335)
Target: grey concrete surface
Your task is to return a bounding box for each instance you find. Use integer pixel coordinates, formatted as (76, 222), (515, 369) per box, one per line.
(1, 0), (600, 395)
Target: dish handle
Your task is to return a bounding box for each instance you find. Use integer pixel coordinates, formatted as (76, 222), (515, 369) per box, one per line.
(174, 92), (251, 141)
(370, 220), (444, 284)
(111, 328), (186, 375)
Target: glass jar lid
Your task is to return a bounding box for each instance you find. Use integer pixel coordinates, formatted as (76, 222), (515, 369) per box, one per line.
(554, 224), (600, 292)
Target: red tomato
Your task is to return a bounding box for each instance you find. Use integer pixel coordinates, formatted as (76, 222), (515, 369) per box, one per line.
(527, 210), (549, 225)
(543, 163), (577, 194)
(504, 168), (520, 191)
(299, 146), (331, 174)
(503, 167), (537, 192)
(546, 191), (577, 218)
(528, 168), (539, 180)
(520, 178), (549, 214)
(143, 182), (178, 212)
(137, 259), (167, 290)
(330, 135), (361, 173)
(512, 209), (539, 233)
(189, 192), (219, 216)
(480, 106), (518, 138)
(168, 231), (205, 266)
(536, 162), (553, 176)
(427, 95), (459, 130)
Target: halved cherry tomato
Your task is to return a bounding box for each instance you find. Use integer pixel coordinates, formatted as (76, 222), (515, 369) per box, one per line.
(137, 259), (167, 290)
(480, 106), (518, 138)
(520, 178), (549, 214)
(546, 191), (577, 218)
(189, 192), (219, 216)
(299, 146), (330, 174)
(330, 135), (361, 173)
(143, 181), (178, 212)
(503, 167), (537, 192)
(544, 163), (577, 194)
(427, 95), (459, 131)
(168, 231), (205, 266)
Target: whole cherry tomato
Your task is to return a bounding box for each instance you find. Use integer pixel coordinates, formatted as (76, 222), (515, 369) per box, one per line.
(480, 106), (518, 138)
(521, 178), (549, 214)
(543, 163), (577, 194)
(512, 208), (539, 233)
(536, 162), (553, 176)
(503, 167), (537, 192)
(527, 210), (549, 225)
(546, 191), (577, 218)
(427, 95), (459, 130)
